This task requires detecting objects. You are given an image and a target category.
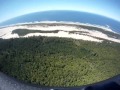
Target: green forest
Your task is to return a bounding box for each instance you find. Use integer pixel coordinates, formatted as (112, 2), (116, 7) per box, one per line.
(0, 36), (120, 87)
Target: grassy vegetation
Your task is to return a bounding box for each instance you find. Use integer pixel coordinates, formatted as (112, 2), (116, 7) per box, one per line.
(12, 29), (59, 36)
(19, 23), (120, 39)
(12, 24), (120, 40)
(0, 36), (120, 87)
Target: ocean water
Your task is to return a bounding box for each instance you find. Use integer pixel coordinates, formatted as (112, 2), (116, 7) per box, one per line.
(0, 10), (120, 33)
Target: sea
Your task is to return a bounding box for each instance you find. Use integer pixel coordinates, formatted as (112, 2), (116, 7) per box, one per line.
(0, 10), (120, 33)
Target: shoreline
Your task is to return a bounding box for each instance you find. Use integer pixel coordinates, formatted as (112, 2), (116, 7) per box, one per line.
(0, 21), (120, 43)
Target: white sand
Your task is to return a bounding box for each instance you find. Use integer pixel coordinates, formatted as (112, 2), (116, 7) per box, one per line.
(23, 31), (102, 42)
(18, 21), (114, 32)
(0, 21), (120, 43)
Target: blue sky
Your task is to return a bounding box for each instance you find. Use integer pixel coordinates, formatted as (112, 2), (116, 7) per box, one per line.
(0, 0), (120, 22)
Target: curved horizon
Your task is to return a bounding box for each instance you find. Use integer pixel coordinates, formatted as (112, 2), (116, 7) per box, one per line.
(0, 10), (120, 33)
(1, 10), (120, 23)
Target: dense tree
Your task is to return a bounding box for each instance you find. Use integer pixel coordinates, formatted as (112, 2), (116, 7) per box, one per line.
(0, 36), (120, 86)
